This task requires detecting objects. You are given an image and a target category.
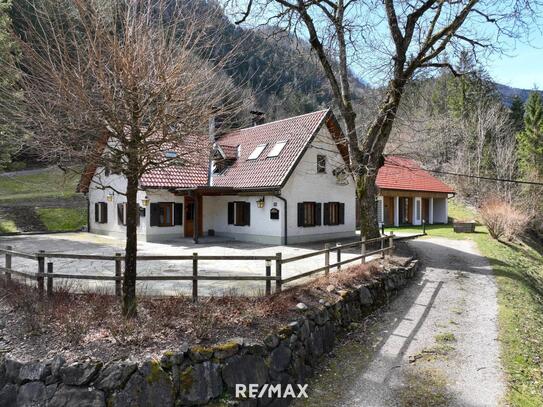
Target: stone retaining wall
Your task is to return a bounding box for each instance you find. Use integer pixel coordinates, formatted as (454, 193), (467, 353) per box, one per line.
(0, 259), (418, 407)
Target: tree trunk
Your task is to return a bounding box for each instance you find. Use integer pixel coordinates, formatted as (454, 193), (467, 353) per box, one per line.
(357, 172), (380, 239)
(122, 168), (139, 318)
(357, 79), (406, 240)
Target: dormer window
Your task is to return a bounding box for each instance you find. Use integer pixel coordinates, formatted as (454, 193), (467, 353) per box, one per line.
(247, 144), (267, 160)
(267, 141), (288, 158)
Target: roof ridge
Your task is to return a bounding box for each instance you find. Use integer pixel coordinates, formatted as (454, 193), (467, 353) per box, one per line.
(230, 108), (330, 134)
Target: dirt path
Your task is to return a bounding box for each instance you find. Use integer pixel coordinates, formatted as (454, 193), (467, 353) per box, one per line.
(296, 237), (505, 407)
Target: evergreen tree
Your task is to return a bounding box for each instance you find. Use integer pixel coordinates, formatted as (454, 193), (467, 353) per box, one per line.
(517, 91), (543, 178)
(510, 95), (525, 133)
(517, 92), (543, 178)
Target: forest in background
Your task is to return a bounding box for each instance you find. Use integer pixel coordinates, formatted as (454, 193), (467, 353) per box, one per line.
(1, 0), (542, 232)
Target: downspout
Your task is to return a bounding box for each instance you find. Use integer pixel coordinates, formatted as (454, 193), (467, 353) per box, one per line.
(274, 193), (287, 245)
(85, 193), (90, 232)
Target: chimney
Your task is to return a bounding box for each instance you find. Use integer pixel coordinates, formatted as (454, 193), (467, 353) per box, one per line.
(208, 115), (224, 142)
(250, 110), (265, 126)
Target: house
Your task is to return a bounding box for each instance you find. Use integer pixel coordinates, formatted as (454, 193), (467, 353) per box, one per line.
(375, 156), (455, 226)
(78, 109), (358, 244)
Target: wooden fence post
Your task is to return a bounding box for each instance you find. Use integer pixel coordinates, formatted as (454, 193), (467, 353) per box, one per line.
(381, 236), (385, 259)
(389, 233), (395, 256)
(324, 243), (330, 276)
(5, 245), (11, 281)
(361, 237), (366, 264)
(47, 262), (53, 296)
(275, 252), (282, 293)
(37, 250), (45, 298)
(192, 253), (198, 302)
(265, 259), (272, 295)
(336, 243), (341, 271)
(115, 253), (122, 297)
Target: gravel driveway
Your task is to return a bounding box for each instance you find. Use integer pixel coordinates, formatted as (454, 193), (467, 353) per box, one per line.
(297, 236), (505, 407)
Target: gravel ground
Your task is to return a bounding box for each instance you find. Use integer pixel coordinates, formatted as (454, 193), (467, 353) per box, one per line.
(296, 236), (505, 407)
(0, 232), (373, 296)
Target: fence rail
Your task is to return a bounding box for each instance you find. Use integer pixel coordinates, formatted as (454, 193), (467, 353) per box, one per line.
(0, 234), (396, 301)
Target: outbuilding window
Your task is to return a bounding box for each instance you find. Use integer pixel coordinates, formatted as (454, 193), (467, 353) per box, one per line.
(228, 202), (251, 226)
(94, 202), (108, 224)
(297, 202), (321, 227)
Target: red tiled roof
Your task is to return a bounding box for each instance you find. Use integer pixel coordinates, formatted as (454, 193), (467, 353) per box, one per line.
(140, 134), (210, 189)
(217, 144), (238, 160)
(212, 109), (331, 189)
(376, 156), (455, 194)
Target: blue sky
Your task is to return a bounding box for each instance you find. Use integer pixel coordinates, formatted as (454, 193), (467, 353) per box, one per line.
(486, 31), (543, 90)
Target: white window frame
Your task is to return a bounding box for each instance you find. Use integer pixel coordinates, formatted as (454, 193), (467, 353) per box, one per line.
(247, 144), (267, 160)
(267, 141), (288, 157)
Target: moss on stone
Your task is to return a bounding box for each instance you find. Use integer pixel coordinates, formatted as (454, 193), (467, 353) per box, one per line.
(213, 341), (239, 352)
(145, 360), (165, 385)
(179, 366), (194, 392)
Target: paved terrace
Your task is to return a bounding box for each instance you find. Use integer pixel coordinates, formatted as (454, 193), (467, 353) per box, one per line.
(0, 232), (380, 296)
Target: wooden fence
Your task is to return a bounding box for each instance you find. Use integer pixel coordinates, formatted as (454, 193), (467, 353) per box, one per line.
(0, 234), (395, 301)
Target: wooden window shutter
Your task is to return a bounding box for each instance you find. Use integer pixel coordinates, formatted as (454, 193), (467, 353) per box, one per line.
(101, 202), (108, 223)
(244, 202), (251, 226)
(297, 203), (304, 227)
(94, 203), (99, 223)
(117, 203), (124, 225)
(227, 202), (234, 224)
(339, 203), (345, 224)
(174, 203), (183, 225)
(323, 203), (330, 225)
(136, 204), (140, 227)
(315, 203), (322, 226)
(150, 203), (160, 226)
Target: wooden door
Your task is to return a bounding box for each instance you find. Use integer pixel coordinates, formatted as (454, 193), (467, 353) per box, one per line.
(422, 198), (429, 223)
(184, 195), (203, 237)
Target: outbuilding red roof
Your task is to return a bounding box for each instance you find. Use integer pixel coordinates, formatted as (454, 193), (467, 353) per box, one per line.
(376, 156), (454, 194)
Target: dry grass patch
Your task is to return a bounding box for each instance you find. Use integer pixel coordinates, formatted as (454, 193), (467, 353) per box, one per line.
(0, 260), (385, 362)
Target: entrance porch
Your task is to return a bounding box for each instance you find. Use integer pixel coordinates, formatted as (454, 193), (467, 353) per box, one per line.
(378, 189), (449, 227)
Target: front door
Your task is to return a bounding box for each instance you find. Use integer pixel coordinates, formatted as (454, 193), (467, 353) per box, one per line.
(184, 195), (203, 237)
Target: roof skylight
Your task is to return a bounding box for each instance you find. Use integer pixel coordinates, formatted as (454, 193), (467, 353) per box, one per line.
(267, 141), (288, 158)
(247, 144), (267, 160)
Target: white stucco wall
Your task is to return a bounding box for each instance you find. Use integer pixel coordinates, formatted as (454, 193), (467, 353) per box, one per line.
(203, 195), (284, 244)
(281, 127), (357, 243)
(88, 169), (185, 241)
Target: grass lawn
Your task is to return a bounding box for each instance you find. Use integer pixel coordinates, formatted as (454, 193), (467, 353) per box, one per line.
(0, 219), (17, 233)
(0, 167), (80, 202)
(36, 208), (87, 231)
(387, 198), (543, 406)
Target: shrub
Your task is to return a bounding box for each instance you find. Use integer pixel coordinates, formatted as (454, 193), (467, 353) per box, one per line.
(480, 199), (530, 240)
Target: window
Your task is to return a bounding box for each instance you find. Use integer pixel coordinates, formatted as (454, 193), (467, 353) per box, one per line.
(228, 202), (250, 226)
(117, 203), (127, 225)
(117, 203), (141, 226)
(150, 202), (183, 227)
(247, 144), (267, 160)
(267, 141), (288, 157)
(297, 202), (321, 227)
(159, 203), (173, 226)
(324, 202), (345, 225)
(94, 202), (108, 224)
(317, 155), (326, 173)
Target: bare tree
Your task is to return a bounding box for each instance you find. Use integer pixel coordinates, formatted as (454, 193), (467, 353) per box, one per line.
(229, 0), (541, 237)
(3, 0), (243, 317)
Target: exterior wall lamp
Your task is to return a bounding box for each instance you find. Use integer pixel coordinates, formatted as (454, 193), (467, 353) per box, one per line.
(106, 193), (114, 202)
(141, 196), (150, 206)
(257, 196), (265, 208)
